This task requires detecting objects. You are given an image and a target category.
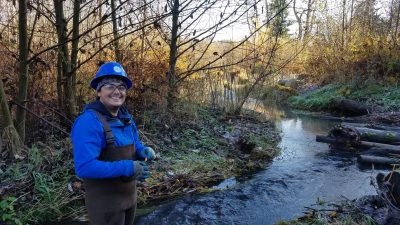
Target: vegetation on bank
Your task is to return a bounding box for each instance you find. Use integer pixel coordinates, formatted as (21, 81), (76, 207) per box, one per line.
(276, 214), (375, 225)
(275, 199), (376, 225)
(132, 102), (281, 204)
(0, 103), (280, 224)
(287, 82), (400, 113)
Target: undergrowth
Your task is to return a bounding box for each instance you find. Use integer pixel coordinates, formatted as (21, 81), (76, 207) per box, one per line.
(275, 199), (376, 225)
(1, 102), (280, 224)
(0, 140), (84, 225)
(138, 102), (280, 202)
(288, 83), (400, 112)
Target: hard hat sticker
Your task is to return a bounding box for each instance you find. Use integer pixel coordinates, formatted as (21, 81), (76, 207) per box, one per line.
(113, 66), (122, 73)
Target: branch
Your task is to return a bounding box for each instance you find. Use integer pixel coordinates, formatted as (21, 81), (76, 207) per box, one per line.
(28, 0), (164, 64)
(176, 0), (293, 82)
(73, 13), (170, 73)
(10, 100), (70, 136)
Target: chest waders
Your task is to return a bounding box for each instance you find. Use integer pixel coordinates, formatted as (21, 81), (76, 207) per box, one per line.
(83, 110), (137, 217)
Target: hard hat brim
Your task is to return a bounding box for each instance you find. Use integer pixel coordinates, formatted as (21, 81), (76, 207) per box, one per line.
(90, 75), (132, 90)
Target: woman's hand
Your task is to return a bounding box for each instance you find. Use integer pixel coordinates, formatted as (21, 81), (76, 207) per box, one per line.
(138, 147), (156, 161)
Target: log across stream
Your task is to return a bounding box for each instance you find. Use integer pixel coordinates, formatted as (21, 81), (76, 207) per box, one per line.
(316, 123), (400, 166)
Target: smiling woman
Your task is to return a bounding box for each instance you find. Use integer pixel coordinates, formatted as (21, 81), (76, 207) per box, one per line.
(71, 62), (156, 225)
(97, 80), (128, 116)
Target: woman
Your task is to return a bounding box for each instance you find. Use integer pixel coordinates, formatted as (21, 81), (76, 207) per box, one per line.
(71, 61), (156, 225)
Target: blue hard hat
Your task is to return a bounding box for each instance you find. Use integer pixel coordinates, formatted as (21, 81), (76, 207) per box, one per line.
(90, 62), (132, 89)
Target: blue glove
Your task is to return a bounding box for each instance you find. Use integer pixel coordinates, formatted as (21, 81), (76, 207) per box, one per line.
(138, 147), (156, 161)
(133, 161), (150, 181)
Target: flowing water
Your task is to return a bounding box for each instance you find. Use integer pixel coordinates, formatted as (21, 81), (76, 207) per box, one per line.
(135, 103), (381, 225)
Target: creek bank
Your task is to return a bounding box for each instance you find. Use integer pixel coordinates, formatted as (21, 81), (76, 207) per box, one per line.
(134, 105), (281, 206)
(0, 104), (281, 224)
(287, 83), (400, 120)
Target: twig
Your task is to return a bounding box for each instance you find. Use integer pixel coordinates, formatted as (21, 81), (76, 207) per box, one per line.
(304, 206), (338, 212)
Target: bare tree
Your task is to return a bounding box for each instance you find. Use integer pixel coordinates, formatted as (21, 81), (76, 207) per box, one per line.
(162, 0), (273, 110)
(15, 0), (29, 142)
(53, 0), (77, 119)
(342, 0), (346, 47)
(394, 0), (400, 45)
(110, 0), (123, 62)
(302, 0), (315, 40)
(293, 0), (303, 39)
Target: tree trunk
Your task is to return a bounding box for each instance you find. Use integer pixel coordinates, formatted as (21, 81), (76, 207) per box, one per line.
(167, 0), (180, 110)
(111, 0), (122, 62)
(54, 0), (76, 119)
(354, 127), (400, 144)
(265, 0), (270, 22)
(341, 0), (346, 47)
(348, 0), (354, 42)
(140, 0), (147, 78)
(57, 51), (64, 109)
(293, 0), (303, 40)
(303, 0), (313, 39)
(15, 0), (29, 143)
(1, 79), (22, 157)
(0, 80), (13, 127)
(394, 0), (400, 46)
(68, 0), (80, 118)
(98, 0), (103, 60)
(388, 0), (394, 37)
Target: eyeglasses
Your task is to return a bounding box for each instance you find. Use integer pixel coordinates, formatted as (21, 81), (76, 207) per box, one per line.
(102, 83), (127, 93)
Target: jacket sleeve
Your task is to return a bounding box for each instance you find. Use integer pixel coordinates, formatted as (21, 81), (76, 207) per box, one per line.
(71, 111), (134, 179)
(130, 118), (146, 155)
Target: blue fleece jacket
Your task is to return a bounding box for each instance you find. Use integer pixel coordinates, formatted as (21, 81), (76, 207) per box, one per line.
(71, 100), (146, 179)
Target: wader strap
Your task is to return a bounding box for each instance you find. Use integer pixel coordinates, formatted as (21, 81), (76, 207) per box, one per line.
(90, 110), (115, 146)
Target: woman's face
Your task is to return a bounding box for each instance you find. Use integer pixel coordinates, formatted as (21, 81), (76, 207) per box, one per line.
(97, 83), (127, 110)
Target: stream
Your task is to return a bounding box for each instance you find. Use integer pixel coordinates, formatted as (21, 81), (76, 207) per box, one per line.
(135, 104), (381, 225)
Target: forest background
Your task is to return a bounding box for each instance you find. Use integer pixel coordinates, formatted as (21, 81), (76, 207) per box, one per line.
(1, 0), (400, 224)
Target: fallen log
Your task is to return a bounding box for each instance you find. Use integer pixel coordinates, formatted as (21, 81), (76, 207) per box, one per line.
(329, 125), (361, 143)
(329, 125), (400, 145)
(330, 98), (371, 117)
(316, 135), (400, 153)
(355, 127), (400, 145)
(358, 155), (400, 165)
(360, 141), (400, 151)
(363, 148), (400, 157)
(316, 135), (356, 149)
(341, 122), (400, 133)
(316, 135), (340, 144)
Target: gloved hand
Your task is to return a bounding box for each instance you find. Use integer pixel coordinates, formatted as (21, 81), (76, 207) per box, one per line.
(138, 147), (156, 161)
(133, 161), (150, 181)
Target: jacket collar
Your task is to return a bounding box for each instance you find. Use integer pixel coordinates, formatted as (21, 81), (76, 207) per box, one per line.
(84, 100), (131, 123)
